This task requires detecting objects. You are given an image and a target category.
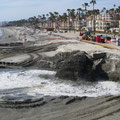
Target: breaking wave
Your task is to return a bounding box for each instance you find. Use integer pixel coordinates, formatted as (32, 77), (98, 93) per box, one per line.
(0, 69), (120, 101)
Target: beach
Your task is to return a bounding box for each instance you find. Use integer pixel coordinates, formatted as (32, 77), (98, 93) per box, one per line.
(0, 26), (120, 120)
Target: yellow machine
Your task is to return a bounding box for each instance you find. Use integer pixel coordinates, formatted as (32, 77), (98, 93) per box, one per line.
(82, 31), (92, 40)
(113, 29), (116, 37)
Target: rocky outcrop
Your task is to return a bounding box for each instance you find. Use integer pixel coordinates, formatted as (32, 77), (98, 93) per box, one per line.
(96, 53), (120, 81)
(54, 51), (120, 81)
(1, 39), (120, 81)
(55, 51), (94, 81)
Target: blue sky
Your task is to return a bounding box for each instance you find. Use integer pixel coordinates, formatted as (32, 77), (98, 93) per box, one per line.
(0, 0), (120, 22)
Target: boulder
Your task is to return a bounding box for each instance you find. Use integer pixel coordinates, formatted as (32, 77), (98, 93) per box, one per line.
(37, 60), (53, 68)
(100, 55), (120, 81)
(53, 51), (80, 69)
(91, 52), (106, 60)
(56, 51), (94, 81)
(92, 53), (120, 81)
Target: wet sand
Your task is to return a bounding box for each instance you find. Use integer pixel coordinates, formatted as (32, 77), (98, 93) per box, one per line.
(1, 96), (120, 120)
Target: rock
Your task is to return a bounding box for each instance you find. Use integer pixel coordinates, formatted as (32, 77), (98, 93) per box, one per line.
(91, 52), (106, 60)
(93, 53), (120, 81)
(37, 60), (53, 68)
(56, 51), (94, 81)
(53, 51), (80, 69)
(93, 58), (109, 80)
(36, 50), (120, 82)
(100, 55), (120, 81)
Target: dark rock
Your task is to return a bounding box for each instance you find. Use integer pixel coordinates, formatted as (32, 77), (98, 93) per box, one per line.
(37, 60), (53, 68)
(53, 51), (80, 69)
(93, 53), (120, 81)
(56, 51), (94, 81)
(93, 58), (109, 80)
(100, 55), (120, 81)
(92, 52), (106, 60)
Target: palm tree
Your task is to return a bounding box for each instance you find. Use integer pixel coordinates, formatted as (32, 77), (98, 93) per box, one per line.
(101, 7), (107, 32)
(114, 4), (116, 10)
(82, 3), (89, 27)
(67, 9), (71, 31)
(54, 12), (59, 29)
(49, 12), (55, 27)
(115, 6), (120, 26)
(70, 9), (76, 30)
(82, 3), (89, 12)
(113, 4), (117, 23)
(46, 14), (49, 17)
(116, 6), (120, 15)
(38, 15), (42, 28)
(41, 14), (46, 28)
(62, 13), (68, 29)
(28, 16), (38, 26)
(77, 8), (82, 31)
(90, 0), (96, 10)
(90, 0), (96, 34)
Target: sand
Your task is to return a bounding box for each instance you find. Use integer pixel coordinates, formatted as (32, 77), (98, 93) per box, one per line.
(0, 26), (120, 120)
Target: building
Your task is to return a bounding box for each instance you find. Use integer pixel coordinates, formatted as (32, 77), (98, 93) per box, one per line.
(87, 14), (119, 32)
(38, 14), (119, 32)
(119, 20), (120, 28)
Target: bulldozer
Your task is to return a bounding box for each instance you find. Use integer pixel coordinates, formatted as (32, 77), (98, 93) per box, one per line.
(82, 31), (92, 40)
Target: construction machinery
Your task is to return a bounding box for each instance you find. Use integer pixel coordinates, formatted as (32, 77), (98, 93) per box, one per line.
(82, 31), (92, 40)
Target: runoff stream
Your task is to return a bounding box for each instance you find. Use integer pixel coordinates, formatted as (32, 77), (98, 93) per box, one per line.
(0, 69), (120, 102)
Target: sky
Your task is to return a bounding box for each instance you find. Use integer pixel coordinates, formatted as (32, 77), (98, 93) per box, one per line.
(0, 0), (120, 22)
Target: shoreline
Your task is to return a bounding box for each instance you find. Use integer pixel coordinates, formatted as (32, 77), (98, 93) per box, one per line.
(0, 26), (120, 120)
(0, 27), (120, 81)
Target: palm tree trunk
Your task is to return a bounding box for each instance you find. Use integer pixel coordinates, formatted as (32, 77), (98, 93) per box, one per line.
(93, 5), (96, 35)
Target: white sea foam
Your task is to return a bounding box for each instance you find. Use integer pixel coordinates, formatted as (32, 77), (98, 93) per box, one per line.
(0, 69), (56, 90)
(0, 69), (120, 98)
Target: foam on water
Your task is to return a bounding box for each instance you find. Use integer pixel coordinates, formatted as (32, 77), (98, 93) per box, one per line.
(0, 69), (56, 90)
(0, 69), (120, 100)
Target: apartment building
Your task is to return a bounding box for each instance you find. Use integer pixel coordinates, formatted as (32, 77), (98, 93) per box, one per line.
(119, 20), (120, 28)
(39, 14), (119, 32)
(87, 14), (119, 32)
